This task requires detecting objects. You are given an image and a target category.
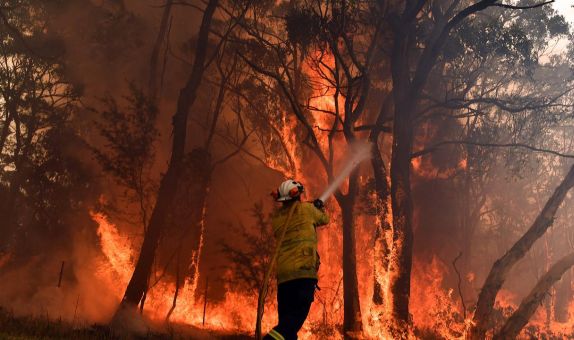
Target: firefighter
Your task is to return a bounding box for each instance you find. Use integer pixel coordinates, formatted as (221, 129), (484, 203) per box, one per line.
(264, 179), (329, 340)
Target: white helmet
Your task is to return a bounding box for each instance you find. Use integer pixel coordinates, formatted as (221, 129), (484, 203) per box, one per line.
(272, 179), (304, 201)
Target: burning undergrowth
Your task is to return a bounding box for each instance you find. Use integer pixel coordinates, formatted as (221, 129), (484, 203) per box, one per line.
(1, 0), (574, 339)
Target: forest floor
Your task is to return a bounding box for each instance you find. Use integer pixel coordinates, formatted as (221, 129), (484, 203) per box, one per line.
(0, 308), (253, 339)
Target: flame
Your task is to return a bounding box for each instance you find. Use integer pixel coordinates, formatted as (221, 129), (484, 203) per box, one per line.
(82, 47), (574, 340)
(91, 211), (135, 296)
(411, 257), (470, 339)
(90, 210), (283, 334)
(267, 115), (302, 179)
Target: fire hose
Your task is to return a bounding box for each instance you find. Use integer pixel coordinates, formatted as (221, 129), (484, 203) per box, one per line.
(255, 143), (371, 339)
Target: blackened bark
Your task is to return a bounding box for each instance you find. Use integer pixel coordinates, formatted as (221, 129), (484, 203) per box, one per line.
(173, 149), (211, 290)
(470, 164), (574, 339)
(370, 97), (392, 306)
(388, 103), (415, 334)
(494, 252), (574, 340)
(116, 0), (218, 312)
(388, 21), (416, 333)
(336, 170), (363, 336)
(371, 141), (391, 306)
(151, 149), (212, 317)
(386, 0), (524, 331)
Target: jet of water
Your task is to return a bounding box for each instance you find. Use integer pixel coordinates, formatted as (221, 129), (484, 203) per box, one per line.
(319, 142), (372, 202)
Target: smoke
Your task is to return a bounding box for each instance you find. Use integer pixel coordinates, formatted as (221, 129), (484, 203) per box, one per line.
(2, 1), (573, 337)
(0, 226), (122, 324)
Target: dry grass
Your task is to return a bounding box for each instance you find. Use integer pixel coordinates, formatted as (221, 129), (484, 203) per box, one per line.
(0, 308), (117, 339)
(0, 307), (254, 339)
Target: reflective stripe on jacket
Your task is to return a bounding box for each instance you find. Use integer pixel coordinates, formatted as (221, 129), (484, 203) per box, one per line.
(272, 202), (329, 284)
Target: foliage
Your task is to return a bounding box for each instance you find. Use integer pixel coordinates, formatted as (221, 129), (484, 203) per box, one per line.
(91, 85), (159, 228)
(284, 6), (322, 50)
(220, 202), (275, 297)
(0, 1), (92, 258)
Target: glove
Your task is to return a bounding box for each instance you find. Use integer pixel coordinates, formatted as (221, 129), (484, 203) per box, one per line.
(313, 199), (324, 210)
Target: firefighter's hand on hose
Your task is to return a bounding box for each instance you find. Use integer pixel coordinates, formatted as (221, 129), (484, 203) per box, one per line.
(313, 199), (324, 210)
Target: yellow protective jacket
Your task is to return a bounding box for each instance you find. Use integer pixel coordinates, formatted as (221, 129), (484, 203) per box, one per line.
(272, 202), (329, 284)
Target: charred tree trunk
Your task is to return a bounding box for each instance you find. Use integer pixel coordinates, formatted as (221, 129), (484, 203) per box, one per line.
(386, 2), (541, 333)
(175, 148), (211, 295)
(371, 140), (391, 306)
(494, 252), (574, 340)
(149, 150), (212, 317)
(388, 103), (415, 334)
(116, 0), (218, 314)
(470, 164), (574, 339)
(336, 170), (363, 336)
(388, 21), (416, 334)
(370, 97), (392, 307)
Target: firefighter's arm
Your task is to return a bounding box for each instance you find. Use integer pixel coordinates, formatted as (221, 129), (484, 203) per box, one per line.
(312, 199), (329, 226)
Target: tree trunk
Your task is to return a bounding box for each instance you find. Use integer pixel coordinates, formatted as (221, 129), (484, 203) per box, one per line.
(553, 268), (571, 322)
(469, 164), (574, 339)
(388, 104), (415, 335)
(370, 96), (392, 307)
(176, 149), (211, 297)
(157, 149), (212, 298)
(371, 142), (391, 306)
(388, 23), (416, 335)
(0, 112), (11, 154)
(336, 170), (363, 337)
(116, 0), (218, 314)
(386, 0), (506, 333)
(494, 252), (574, 340)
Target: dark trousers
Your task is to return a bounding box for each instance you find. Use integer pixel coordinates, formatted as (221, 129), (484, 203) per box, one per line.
(263, 278), (317, 340)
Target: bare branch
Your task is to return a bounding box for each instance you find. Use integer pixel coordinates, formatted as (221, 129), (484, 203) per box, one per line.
(152, 1), (204, 12)
(237, 52), (330, 172)
(491, 0), (554, 10)
(452, 252), (467, 320)
(471, 164), (574, 339)
(494, 252), (574, 339)
(412, 140), (574, 159)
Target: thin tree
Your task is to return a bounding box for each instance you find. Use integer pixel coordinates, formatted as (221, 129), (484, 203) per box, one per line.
(116, 0), (219, 313)
(469, 164), (574, 338)
(238, 1), (383, 334)
(385, 0), (554, 333)
(494, 252), (574, 339)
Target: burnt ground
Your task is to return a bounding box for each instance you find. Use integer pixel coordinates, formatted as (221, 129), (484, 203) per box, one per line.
(0, 308), (254, 340)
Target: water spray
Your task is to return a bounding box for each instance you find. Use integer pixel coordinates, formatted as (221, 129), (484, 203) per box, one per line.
(319, 142), (373, 202)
